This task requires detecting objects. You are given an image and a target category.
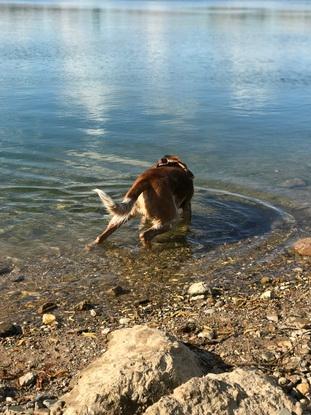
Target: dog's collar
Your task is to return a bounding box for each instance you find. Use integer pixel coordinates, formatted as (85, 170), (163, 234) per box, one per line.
(156, 158), (188, 172)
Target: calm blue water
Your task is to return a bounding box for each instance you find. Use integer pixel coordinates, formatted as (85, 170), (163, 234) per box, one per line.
(0, 0), (310, 257)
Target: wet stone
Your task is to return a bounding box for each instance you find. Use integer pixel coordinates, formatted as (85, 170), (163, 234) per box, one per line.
(74, 300), (92, 311)
(19, 372), (36, 387)
(179, 321), (197, 334)
(0, 322), (22, 338)
(108, 285), (129, 297)
(188, 282), (212, 297)
(134, 298), (150, 306)
(37, 302), (57, 315)
(0, 265), (12, 275)
(12, 275), (26, 283)
(296, 382), (310, 397)
(281, 178), (307, 188)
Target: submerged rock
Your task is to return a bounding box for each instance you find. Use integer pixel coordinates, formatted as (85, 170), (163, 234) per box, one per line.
(281, 178), (307, 188)
(292, 238), (311, 256)
(50, 325), (299, 415)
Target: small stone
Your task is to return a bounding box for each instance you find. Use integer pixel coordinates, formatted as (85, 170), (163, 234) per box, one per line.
(180, 321), (197, 334)
(134, 298), (150, 306)
(197, 329), (215, 340)
(19, 372), (36, 387)
(188, 282), (211, 297)
(0, 322), (22, 338)
(260, 276), (271, 285)
(12, 275), (25, 282)
(90, 309), (97, 317)
(214, 300), (225, 308)
(43, 398), (58, 408)
(42, 314), (56, 325)
(6, 396), (14, 403)
(278, 377), (288, 386)
(266, 313), (279, 323)
(292, 238), (311, 257)
(108, 285), (128, 297)
(74, 300), (92, 311)
(101, 328), (111, 336)
(190, 295), (205, 301)
(261, 351), (276, 362)
(287, 317), (311, 329)
(296, 382), (310, 396)
(37, 302), (57, 314)
(0, 265), (12, 275)
(260, 290), (274, 300)
(119, 318), (130, 325)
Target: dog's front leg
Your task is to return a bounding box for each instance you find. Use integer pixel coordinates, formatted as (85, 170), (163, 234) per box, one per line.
(181, 202), (192, 226)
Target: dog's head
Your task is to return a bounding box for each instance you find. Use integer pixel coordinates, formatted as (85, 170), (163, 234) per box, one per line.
(156, 155), (194, 178)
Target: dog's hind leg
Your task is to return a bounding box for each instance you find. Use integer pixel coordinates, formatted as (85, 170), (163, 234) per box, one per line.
(139, 221), (172, 249)
(86, 215), (131, 250)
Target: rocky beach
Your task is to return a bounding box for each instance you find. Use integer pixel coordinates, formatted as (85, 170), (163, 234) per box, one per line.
(0, 229), (310, 414)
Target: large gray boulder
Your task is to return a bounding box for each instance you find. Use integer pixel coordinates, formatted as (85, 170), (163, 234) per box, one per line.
(51, 325), (205, 415)
(51, 325), (300, 415)
(145, 368), (300, 415)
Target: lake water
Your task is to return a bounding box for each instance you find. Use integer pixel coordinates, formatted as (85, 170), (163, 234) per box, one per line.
(0, 0), (310, 259)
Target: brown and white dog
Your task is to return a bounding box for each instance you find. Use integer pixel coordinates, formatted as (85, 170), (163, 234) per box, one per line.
(87, 155), (194, 249)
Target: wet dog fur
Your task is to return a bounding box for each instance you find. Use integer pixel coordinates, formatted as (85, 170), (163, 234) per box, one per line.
(87, 155), (194, 249)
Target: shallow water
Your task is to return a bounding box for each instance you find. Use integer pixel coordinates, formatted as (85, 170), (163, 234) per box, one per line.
(0, 0), (310, 259)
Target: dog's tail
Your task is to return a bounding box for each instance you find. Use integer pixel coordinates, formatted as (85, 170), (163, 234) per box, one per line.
(93, 179), (147, 219)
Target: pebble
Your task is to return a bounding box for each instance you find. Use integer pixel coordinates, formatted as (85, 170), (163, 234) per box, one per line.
(74, 300), (91, 311)
(188, 282), (211, 297)
(260, 290), (274, 300)
(278, 377), (288, 386)
(296, 382), (310, 396)
(266, 313), (279, 323)
(260, 276), (271, 285)
(190, 294), (205, 301)
(0, 265), (12, 275)
(261, 351), (276, 362)
(37, 302), (57, 314)
(197, 329), (215, 340)
(42, 314), (56, 325)
(119, 318), (130, 325)
(90, 309), (97, 317)
(180, 321), (197, 334)
(19, 372), (36, 387)
(108, 285), (128, 297)
(134, 298), (150, 306)
(0, 322), (22, 338)
(12, 275), (26, 282)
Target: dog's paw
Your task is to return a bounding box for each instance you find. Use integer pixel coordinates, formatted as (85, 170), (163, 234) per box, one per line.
(85, 242), (97, 252)
(139, 235), (152, 249)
